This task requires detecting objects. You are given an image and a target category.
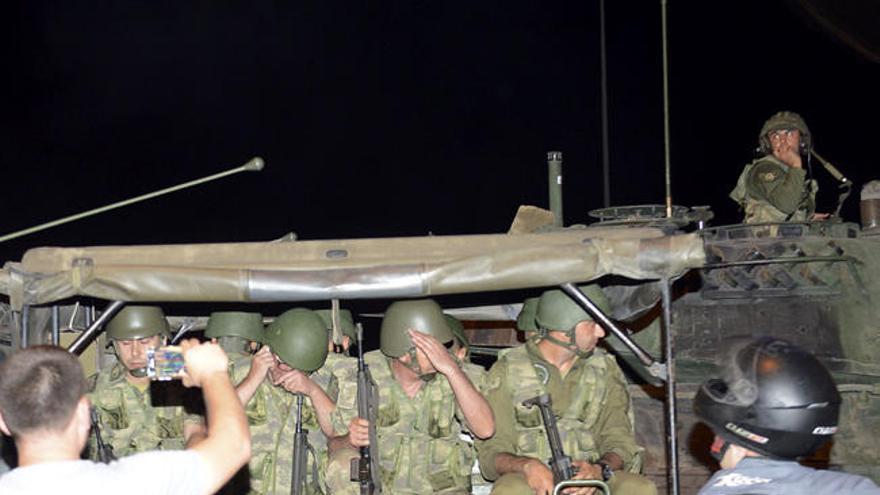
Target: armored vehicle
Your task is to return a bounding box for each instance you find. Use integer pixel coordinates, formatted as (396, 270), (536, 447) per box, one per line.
(1, 161), (878, 495)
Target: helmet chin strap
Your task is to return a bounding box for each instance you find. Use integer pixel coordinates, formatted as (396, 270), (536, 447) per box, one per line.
(533, 328), (593, 359)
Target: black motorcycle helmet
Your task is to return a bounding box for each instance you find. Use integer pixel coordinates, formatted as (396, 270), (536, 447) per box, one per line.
(693, 337), (841, 460)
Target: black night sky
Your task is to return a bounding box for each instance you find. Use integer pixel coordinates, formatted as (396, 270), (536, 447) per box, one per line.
(2, 1), (879, 265)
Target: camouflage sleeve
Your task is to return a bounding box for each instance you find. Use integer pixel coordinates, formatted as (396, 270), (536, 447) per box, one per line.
(453, 362), (488, 427)
(593, 355), (643, 472)
(474, 358), (516, 481)
(747, 160), (808, 215)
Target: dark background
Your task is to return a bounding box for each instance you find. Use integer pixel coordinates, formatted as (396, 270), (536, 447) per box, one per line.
(2, 1), (878, 264)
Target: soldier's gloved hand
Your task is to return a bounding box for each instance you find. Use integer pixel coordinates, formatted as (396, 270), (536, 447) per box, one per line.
(271, 368), (317, 396)
(347, 417), (370, 448)
(179, 339), (229, 388)
(522, 459), (555, 495)
(248, 346), (274, 382)
(568, 460), (602, 495)
(408, 329), (459, 376)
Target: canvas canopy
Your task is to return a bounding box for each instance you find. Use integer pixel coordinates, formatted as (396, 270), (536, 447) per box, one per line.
(0, 227), (704, 310)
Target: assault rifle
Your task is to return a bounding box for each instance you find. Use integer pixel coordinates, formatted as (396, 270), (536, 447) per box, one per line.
(89, 407), (116, 463)
(522, 394), (610, 495)
(350, 324), (382, 494)
(292, 393), (308, 495)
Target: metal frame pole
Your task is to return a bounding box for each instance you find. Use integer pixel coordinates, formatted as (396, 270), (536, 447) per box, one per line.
(51, 305), (61, 345)
(67, 301), (125, 355)
(660, 279), (680, 495)
(20, 305), (30, 349)
(560, 283), (667, 381)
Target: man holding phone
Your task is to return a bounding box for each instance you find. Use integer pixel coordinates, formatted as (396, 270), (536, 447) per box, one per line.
(0, 340), (251, 495)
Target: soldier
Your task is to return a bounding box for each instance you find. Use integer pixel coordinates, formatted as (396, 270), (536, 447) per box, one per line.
(316, 308), (357, 356)
(327, 299), (495, 494)
(316, 308), (361, 377)
(477, 286), (656, 495)
(233, 307), (336, 494)
(693, 337), (880, 494)
(204, 311), (264, 373)
(88, 306), (205, 460)
(730, 111), (827, 223)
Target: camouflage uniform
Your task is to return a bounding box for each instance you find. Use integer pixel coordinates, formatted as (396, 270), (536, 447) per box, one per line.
(233, 361), (338, 495)
(730, 154), (816, 224)
(88, 363), (199, 459)
(477, 341), (656, 495)
(326, 350), (481, 495)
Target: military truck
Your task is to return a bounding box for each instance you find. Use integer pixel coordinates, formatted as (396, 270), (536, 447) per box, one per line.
(1, 164), (878, 495)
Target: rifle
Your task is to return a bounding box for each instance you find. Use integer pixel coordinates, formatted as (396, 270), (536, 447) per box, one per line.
(89, 407), (117, 463)
(350, 324), (382, 494)
(292, 393), (308, 495)
(522, 394), (610, 495)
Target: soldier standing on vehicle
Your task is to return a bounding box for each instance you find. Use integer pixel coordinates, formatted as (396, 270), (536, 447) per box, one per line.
(88, 306), (205, 460)
(693, 337), (880, 495)
(730, 111), (828, 223)
(326, 299), (495, 494)
(0, 341), (251, 495)
(476, 286), (657, 495)
(232, 308), (337, 494)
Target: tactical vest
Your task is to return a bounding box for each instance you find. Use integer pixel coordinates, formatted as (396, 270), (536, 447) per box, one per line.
(497, 346), (640, 472)
(232, 362), (328, 495)
(365, 350), (473, 494)
(730, 158), (816, 224)
(89, 364), (188, 459)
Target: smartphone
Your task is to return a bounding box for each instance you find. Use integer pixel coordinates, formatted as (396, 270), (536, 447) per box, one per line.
(146, 346), (186, 381)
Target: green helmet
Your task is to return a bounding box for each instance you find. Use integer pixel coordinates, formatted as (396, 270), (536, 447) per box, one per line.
(759, 111), (811, 154)
(106, 306), (170, 341)
(535, 285), (610, 335)
(444, 314), (468, 348)
(205, 312), (265, 342)
(380, 299), (453, 358)
(516, 297), (540, 333)
(315, 309), (357, 341)
(264, 308), (329, 372)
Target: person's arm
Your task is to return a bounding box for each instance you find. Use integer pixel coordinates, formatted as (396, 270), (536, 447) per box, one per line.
(748, 160), (808, 214)
(178, 339), (251, 495)
(272, 369), (337, 437)
(235, 346), (273, 404)
(408, 330), (494, 439)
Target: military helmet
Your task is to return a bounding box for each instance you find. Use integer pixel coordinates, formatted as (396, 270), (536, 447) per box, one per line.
(693, 337), (841, 459)
(106, 306), (170, 340)
(758, 111), (812, 154)
(204, 312), (265, 342)
(444, 314), (468, 348)
(516, 297), (540, 333)
(535, 285), (610, 334)
(264, 308), (329, 372)
(380, 299), (453, 358)
(315, 309), (357, 340)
